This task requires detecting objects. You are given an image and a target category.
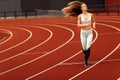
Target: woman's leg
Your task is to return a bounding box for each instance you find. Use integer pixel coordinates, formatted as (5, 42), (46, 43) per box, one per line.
(80, 30), (88, 66)
(80, 30), (87, 51)
(86, 30), (93, 50)
(85, 30), (93, 66)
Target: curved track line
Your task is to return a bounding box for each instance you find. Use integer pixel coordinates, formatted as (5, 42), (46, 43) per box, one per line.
(97, 22), (120, 31)
(69, 22), (120, 80)
(25, 23), (98, 80)
(47, 23), (97, 44)
(0, 29), (13, 45)
(0, 26), (52, 63)
(60, 58), (120, 65)
(96, 17), (120, 21)
(0, 27), (32, 55)
(0, 25), (53, 75)
(97, 20), (120, 26)
(0, 24), (73, 76)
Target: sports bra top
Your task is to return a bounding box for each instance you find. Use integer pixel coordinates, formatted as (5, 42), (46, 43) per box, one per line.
(80, 14), (92, 24)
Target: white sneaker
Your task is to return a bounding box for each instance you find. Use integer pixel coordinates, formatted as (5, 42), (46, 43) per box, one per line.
(84, 64), (89, 68)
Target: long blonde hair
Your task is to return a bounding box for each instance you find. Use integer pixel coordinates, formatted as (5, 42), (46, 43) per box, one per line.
(61, 1), (84, 17)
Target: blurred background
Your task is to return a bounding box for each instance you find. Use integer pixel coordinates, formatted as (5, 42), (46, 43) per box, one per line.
(0, 0), (119, 18)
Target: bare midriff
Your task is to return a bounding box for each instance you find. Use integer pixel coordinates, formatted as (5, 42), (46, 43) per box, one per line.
(81, 25), (92, 30)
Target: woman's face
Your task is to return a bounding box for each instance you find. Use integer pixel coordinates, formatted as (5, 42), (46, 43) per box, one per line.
(81, 3), (88, 11)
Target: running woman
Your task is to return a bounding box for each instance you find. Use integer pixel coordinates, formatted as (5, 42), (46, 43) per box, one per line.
(62, 1), (96, 67)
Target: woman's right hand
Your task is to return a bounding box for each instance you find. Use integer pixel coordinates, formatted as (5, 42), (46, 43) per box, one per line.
(86, 22), (91, 26)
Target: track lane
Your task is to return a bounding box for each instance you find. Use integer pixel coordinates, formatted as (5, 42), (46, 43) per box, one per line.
(69, 21), (120, 80)
(24, 23), (98, 80)
(0, 26), (52, 63)
(0, 27), (32, 61)
(0, 17), (119, 80)
(25, 20), (119, 80)
(0, 29), (13, 45)
(0, 23), (73, 80)
(0, 25), (52, 73)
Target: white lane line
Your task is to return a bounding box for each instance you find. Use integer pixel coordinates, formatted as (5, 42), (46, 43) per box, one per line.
(0, 24), (73, 76)
(0, 27), (32, 55)
(0, 24), (62, 75)
(0, 37), (7, 42)
(96, 17), (120, 21)
(0, 26), (52, 63)
(101, 32), (120, 35)
(69, 22), (120, 80)
(53, 23), (97, 44)
(0, 27), (32, 63)
(97, 22), (120, 33)
(97, 20), (120, 26)
(0, 29), (13, 45)
(118, 45), (120, 49)
(97, 20), (120, 49)
(60, 58), (120, 66)
(25, 23), (98, 80)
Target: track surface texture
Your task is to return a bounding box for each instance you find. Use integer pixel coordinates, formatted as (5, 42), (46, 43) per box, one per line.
(0, 16), (120, 80)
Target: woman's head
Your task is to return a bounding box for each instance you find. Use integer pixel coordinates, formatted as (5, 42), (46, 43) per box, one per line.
(61, 1), (86, 17)
(68, 1), (82, 6)
(81, 3), (88, 12)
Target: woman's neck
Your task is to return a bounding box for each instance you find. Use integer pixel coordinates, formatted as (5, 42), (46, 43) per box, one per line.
(82, 11), (88, 14)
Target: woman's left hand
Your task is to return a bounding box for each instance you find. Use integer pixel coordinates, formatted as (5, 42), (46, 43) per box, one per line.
(92, 22), (96, 29)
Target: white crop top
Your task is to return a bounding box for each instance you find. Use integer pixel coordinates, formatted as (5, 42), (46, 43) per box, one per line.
(80, 14), (92, 24)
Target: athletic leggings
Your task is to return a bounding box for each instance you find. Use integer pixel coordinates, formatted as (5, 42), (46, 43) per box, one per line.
(80, 29), (93, 51)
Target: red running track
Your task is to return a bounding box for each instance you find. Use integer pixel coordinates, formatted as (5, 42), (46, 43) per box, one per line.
(0, 16), (120, 80)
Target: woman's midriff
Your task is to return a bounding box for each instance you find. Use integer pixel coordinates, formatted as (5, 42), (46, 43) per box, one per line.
(81, 26), (92, 30)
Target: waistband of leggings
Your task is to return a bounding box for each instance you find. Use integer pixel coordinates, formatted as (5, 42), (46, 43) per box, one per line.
(81, 28), (92, 32)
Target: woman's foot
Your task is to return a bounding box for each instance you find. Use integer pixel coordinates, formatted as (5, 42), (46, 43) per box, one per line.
(84, 63), (89, 68)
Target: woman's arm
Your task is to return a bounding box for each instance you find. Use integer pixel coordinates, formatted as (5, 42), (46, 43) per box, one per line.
(77, 15), (91, 27)
(91, 14), (96, 28)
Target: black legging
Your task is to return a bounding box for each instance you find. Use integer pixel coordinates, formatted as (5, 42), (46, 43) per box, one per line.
(83, 48), (90, 65)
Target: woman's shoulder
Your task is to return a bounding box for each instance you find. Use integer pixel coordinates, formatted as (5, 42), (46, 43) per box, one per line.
(88, 13), (93, 16)
(78, 14), (82, 18)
